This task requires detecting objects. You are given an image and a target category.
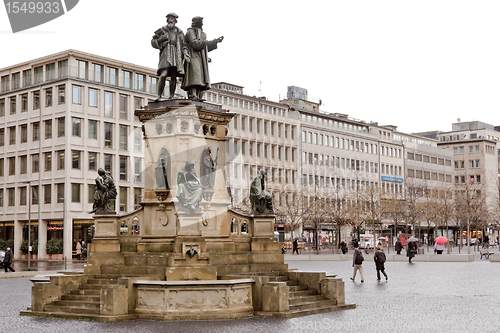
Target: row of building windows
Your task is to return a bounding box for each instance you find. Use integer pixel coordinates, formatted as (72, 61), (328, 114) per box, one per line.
(0, 184), (137, 212)
(233, 116), (296, 138)
(454, 175), (482, 184)
(234, 140), (296, 161)
(407, 152), (452, 166)
(207, 92), (287, 117)
(302, 130), (379, 154)
(300, 114), (367, 133)
(453, 145), (481, 154)
(407, 169), (453, 183)
(301, 151), (379, 173)
(0, 153), (143, 183)
(380, 145), (402, 158)
(454, 160), (481, 169)
(0, 87), (146, 121)
(231, 164), (296, 184)
(302, 173), (379, 190)
(0, 59), (158, 95)
(0, 120), (142, 152)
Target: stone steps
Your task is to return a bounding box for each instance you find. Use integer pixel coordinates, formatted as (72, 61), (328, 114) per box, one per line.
(258, 303), (357, 318)
(87, 278), (119, 285)
(20, 310), (135, 322)
(289, 294), (325, 305)
(44, 304), (100, 315)
(70, 289), (100, 296)
(62, 294), (100, 302)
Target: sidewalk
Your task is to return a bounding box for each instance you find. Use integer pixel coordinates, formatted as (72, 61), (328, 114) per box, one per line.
(285, 245), (494, 261)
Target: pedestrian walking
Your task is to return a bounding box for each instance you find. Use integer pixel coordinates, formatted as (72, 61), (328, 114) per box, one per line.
(483, 235), (490, 249)
(76, 240), (82, 261)
(340, 240), (348, 254)
(293, 238), (299, 254)
(4, 246), (15, 272)
(374, 246), (388, 281)
(350, 247), (364, 282)
(352, 238), (359, 249)
(395, 239), (403, 255)
(407, 241), (416, 263)
(434, 241), (445, 254)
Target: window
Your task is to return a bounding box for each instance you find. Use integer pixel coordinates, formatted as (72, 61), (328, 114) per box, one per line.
(105, 123), (113, 148)
(8, 188), (15, 206)
(475, 145), (480, 153)
(134, 97), (142, 121)
(105, 92), (113, 117)
(104, 154), (113, 173)
(10, 96), (16, 114)
(57, 117), (65, 137)
(44, 152), (52, 171)
(11, 72), (20, 89)
(57, 184), (64, 202)
(32, 185), (39, 205)
(72, 150), (81, 169)
(149, 77), (158, 94)
(45, 63), (55, 81)
(0, 189), (3, 207)
(134, 157), (142, 182)
(72, 117), (81, 137)
(0, 75), (9, 92)
(134, 127), (142, 152)
(8, 157), (15, 175)
(88, 184), (96, 203)
(122, 70), (132, 88)
(120, 187), (127, 212)
(92, 63), (103, 83)
(20, 155), (27, 174)
(44, 184), (51, 204)
(45, 119), (52, 139)
(120, 156), (128, 181)
(34, 66), (43, 84)
(88, 120), (98, 139)
(0, 98), (4, 116)
(71, 183), (81, 203)
(72, 85), (82, 104)
(9, 126), (15, 145)
(58, 60), (68, 78)
(88, 152), (97, 171)
(21, 94), (28, 112)
(45, 88), (52, 107)
(0, 158), (3, 176)
(119, 94), (128, 119)
(20, 187), (27, 205)
(23, 69), (31, 87)
(32, 154), (39, 173)
(76, 60), (87, 80)
(21, 124), (27, 143)
(57, 150), (65, 170)
(58, 85), (65, 104)
(89, 88), (98, 107)
(0, 129), (4, 146)
(135, 73), (145, 91)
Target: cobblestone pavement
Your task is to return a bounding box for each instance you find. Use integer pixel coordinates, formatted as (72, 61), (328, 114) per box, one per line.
(1, 259), (499, 333)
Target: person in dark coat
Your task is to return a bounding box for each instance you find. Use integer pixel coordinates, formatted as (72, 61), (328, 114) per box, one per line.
(4, 246), (15, 272)
(374, 246), (388, 281)
(292, 239), (299, 254)
(395, 240), (403, 255)
(407, 241), (416, 263)
(340, 240), (348, 254)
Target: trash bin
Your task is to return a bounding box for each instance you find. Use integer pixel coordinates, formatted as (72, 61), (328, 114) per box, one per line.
(417, 248), (424, 254)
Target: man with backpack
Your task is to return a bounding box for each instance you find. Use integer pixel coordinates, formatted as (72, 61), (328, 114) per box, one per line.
(374, 246), (388, 281)
(350, 247), (364, 282)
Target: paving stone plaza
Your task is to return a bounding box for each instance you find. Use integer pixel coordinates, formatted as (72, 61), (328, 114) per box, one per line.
(1, 256), (499, 333)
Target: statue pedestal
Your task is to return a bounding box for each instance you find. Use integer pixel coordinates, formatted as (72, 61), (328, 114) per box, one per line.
(94, 214), (118, 238)
(176, 211), (203, 236)
(251, 214), (280, 252)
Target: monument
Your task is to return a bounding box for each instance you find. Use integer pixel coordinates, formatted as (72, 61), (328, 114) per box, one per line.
(21, 14), (353, 322)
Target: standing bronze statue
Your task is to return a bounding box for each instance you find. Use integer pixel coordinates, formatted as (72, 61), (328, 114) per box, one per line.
(250, 169), (273, 214)
(151, 13), (188, 100)
(176, 160), (203, 211)
(201, 147), (218, 190)
(182, 16), (224, 100)
(90, 168), (117, 214)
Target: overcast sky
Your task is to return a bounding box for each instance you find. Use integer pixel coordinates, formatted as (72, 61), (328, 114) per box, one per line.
(1, 0), (500, 134)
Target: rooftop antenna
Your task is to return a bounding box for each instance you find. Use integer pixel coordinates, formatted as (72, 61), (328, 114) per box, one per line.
(259, 81), (261, 97)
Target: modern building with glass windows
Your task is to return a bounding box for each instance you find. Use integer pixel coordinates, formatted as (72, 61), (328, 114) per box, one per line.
(0, 50), (158, 259)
